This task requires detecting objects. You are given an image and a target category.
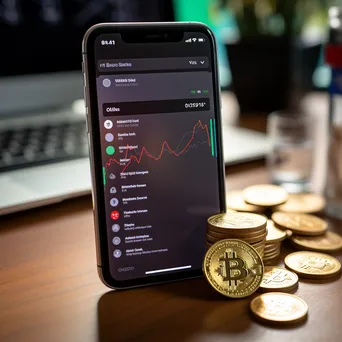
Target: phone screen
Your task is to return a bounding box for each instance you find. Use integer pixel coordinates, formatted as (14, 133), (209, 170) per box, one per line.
(92, 30), (223, 282)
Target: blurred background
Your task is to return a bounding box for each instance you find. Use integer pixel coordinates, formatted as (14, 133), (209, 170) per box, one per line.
(1, 0), (339, 111)
(0, 0), (341, 215)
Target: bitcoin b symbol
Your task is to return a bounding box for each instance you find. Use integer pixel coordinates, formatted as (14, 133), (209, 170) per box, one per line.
(264, 270), (290, 284)
(216, 249), (248, 290)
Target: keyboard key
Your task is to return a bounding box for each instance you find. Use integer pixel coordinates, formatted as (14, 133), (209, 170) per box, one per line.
(0, 121), (88, 172)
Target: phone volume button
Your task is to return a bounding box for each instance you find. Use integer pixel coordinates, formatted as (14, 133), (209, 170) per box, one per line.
(83, 86), (89, 108)
(85, 109), (90, 133)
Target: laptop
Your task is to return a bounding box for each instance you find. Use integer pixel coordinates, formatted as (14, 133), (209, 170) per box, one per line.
(0, 1), (269, 216)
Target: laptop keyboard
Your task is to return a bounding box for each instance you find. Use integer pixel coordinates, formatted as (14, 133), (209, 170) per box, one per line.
(0, 122), (88, 172)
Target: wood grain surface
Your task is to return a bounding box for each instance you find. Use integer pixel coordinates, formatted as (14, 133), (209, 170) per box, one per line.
(0, 165), (341, 342)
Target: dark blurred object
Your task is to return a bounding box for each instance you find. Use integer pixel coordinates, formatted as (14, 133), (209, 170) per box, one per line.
(227, 36), (290, 112)
(324, 6), (342, 220)
(221, 0), (332, 113)
(0, 0), (174, 77)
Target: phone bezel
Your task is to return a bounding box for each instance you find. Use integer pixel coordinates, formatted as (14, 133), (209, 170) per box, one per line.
(82, 22), (226, 289)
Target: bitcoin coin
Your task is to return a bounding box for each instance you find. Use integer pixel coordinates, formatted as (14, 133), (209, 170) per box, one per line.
(226, 190), (264, 213)
(266, 220), (287, 243)
(260, 267), (299, 292)
(243, 184), (288, 207)
(264, 244), (280, 254)
(272, 212), (327, 236)
(291, 232), (342, 253)
(206, 227), (267, 241)
(208, 212), (267, 234)
(285, 251), (341, 279)
(275, 193), (325, 214)
(206, 232), (267, 245)
(250, 293), (308, 324)
(203, 239), (264, 298)
(263, 251), (281, 261)
(250, 239), (266, 249)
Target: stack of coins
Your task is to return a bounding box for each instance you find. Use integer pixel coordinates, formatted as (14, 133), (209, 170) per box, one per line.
(206, 212), (267, 257)
(263, 220), (287, 262)
(203, 186), (342, 327)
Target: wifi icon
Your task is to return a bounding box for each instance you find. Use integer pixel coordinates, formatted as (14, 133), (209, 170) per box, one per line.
(192, 38), (197, 42)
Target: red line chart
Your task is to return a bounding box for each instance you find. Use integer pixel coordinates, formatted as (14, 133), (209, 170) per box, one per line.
(105, 120), (210, 173)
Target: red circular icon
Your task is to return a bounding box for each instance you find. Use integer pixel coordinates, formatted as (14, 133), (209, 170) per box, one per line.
(110, 211), (120, 220)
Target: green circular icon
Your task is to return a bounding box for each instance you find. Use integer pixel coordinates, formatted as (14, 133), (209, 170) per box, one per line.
(106, 146), (115, 155)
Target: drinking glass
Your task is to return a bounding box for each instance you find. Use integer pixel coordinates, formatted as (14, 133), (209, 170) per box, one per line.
(267, 112), (315, 193)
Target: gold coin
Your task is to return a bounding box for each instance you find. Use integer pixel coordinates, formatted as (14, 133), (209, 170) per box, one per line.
(263, 251), (281, 261)
(264, 245), (281, 254)
(206, 231), (267, 244)
(208, 212), (267, 234)
(272, 212), (328, 236)
(250, 293), (308, 324)
(266, 220), (287, 243)
(260, 267), (299, 292)
(291, 232), (342, 253)
(285, 251), (341, 279)
(275, 193), (326, 214)
(243, 184), (288, 207)
(250, 239), (266, 249)
(264, 247), (281, 255)
(203, 239), (264, 298)
(207, 226), (267, 238)
(226, 190), (264, 213)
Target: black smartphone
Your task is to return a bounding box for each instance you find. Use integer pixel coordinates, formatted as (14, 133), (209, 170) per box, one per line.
(82, 22), (226, 289)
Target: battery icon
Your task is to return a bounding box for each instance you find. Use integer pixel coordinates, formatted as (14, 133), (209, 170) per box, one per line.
(198, 38), (205, 42)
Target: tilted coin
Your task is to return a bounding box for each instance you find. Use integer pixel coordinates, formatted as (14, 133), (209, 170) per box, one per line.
(260, 267), (299, 292)
(243, 184), (289, 207)
(291, 232), (342, 253)
(266, 220), (287, 243)
(203, 239), (264, 298)
(272, 212), (328, 236)
(250, 293), (308, 324)
(208, 212), (267, 234)
(274, 193), (326, 214)
(226, 190), (264, 213)
(285, 251), (341, 279)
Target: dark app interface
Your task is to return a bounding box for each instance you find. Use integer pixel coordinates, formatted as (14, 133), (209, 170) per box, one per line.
(94, 33), (221, 281)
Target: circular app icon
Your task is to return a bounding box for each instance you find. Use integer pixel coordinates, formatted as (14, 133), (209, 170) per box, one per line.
(110, 210), (120, 220)
(109, 173), (116, 180)
(113, 249), (122, 258)
(105, 133), (114, 142)
(106, 146), (115, 155)
(110, 187), (117, 194)
(103, 78), (111, 87)
(112, 224), (120, 232)
(112, 237), (121, 245)
(110, 198), (119, 207)
(104, 120), (113, 129)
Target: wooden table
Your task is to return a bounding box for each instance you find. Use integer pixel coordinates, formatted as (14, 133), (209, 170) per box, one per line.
(1, 161), (341, 342)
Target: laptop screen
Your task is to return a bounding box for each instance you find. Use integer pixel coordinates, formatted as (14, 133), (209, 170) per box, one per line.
(0, 0), (174, 77)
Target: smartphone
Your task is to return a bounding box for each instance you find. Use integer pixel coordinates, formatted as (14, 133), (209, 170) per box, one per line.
(82, 22), (226, 289)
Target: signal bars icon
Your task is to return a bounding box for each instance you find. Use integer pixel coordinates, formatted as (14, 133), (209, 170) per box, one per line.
(185, 37), (199, 43)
